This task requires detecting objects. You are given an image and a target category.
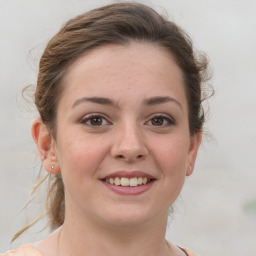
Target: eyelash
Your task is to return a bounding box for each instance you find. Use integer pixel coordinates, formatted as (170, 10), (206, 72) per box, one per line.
(146, 115), (175, 127)
(80, 114), (111, 127)
(80, 114), (174, 128)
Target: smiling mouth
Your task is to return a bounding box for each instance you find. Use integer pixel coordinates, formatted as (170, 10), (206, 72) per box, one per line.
(103, 177), (153, 187)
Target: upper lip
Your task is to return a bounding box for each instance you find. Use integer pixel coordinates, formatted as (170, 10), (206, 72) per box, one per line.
(100, 171), (156, 180)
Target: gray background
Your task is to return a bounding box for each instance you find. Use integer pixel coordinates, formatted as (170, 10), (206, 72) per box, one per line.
(1, 0), (256, 255)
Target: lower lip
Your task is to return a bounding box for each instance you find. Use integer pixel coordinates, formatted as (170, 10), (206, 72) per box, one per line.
(102, 181), (155, 195)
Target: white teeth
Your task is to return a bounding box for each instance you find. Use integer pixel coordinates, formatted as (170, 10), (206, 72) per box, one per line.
(129, 177), (138, 187)
(120, 177), (130, 186)
(138, 177), (143, 185)
(114, 177), (121, 186)
(105, 177), (151, 186)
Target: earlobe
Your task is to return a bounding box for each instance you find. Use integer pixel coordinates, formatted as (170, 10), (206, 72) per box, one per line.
(31, 118), (60, 174)
(186, 132), (202, 176)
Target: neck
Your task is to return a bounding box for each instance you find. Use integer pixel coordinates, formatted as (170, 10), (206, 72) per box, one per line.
(58, 208), (172, 256)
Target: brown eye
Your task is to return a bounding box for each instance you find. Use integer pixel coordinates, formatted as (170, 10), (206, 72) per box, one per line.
(151, 117), (164, 126)
(90, 117), (103, 126)
(81, 115), (110, 127)
(147, 115), (174, 127)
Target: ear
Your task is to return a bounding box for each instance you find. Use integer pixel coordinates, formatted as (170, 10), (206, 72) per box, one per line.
(31, 118), (60, 174)
(186, 132), (202, 176)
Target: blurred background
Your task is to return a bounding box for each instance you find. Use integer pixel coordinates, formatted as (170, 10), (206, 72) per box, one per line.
(0, 0), (255, 255)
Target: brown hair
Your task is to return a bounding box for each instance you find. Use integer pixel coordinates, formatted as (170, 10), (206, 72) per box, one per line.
(16, 2), (211, 240)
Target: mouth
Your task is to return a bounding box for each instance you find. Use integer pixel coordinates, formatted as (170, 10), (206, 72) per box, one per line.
(103, 177), (153, 187)
(100, 171), (156, 195)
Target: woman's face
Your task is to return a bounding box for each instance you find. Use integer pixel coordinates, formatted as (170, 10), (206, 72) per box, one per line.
(51, 42), (201, 227)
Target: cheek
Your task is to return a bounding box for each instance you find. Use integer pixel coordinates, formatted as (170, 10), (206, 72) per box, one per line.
(152, 135), (189, 202)
(56, 134), (110, 204)
(153, 135), (189, 173)
(56, 133), (110, 178)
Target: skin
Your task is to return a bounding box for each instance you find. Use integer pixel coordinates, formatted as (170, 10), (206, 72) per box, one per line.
(32, 42), (201, 256)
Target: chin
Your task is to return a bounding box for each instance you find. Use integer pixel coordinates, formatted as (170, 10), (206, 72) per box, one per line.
(99, 204), (165, 228)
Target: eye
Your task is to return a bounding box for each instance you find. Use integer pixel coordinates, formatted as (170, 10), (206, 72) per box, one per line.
(80, 114), (110, 127)
(147, 115), (174, 127)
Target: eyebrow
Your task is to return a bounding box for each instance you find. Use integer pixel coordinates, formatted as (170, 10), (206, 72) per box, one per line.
(143, 96), (183, 110)
(72, 97), (118, 108)
(72, 96), (182, 110)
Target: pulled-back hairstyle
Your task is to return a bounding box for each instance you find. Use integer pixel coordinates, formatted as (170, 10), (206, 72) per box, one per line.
(16, 2), (211, 240)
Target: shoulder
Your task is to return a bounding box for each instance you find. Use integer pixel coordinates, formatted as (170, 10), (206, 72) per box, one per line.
(167, 240), (200, 256)
(182, 248), (201, 256)
(1, 244), (44, 256)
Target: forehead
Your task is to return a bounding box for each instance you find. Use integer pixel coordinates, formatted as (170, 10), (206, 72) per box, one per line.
(67, 42), (182, 76)
(61, 42), (187, 109)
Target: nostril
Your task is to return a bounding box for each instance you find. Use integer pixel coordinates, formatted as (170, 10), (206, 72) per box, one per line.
(115, 154), (144, 161)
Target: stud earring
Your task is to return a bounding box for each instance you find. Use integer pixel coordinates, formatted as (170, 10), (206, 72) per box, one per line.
(51, 165), (55, 170)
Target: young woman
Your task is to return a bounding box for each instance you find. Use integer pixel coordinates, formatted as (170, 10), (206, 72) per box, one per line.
(2, 2), (211, 256)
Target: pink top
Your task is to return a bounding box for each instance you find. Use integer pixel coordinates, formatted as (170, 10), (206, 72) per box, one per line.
(1, 244), (43, 256)
(1, 244), (200, 256)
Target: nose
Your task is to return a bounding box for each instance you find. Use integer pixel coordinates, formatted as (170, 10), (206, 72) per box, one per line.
(111, 122), (149, 162)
